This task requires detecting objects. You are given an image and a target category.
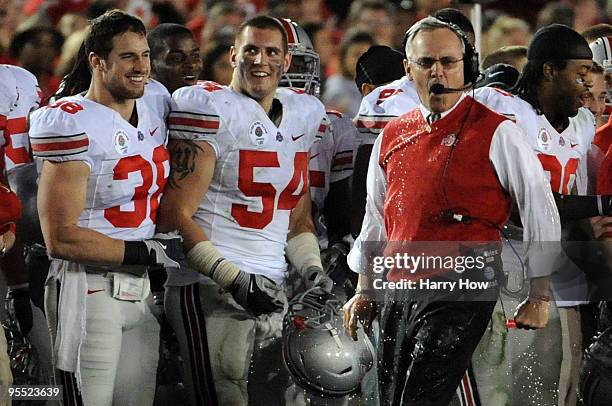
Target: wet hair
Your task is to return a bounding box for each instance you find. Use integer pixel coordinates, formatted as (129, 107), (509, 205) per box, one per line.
(54, 9), (146, 99)
(235, 15), (289, 54)
(147, 23), (194, 62)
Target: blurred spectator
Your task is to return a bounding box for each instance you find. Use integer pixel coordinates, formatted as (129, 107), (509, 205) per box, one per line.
(303, 22), (335, 83)
(347, 0), (395, 46)
(56, 13), (88, 39)
(0, 0), (26, 60)
(10, 26), (64, 101)
(572, 0), (601, 33)
(55, 28), (88, 79)
(432, 7), (475, 45)
(201, 2), (246, 52)
(268, 0), (303, 22)
(481, 45), (528, 72)
(200, 42), (233, 85)
(322, 30), (375, 118)
(536, 2), (574, 29)
(581, 23), (612, 43)
(355, 45), (405, 96)
(485, 15), (531, 57)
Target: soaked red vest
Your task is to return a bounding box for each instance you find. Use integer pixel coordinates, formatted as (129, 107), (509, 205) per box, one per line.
(379, 96), (513, 244)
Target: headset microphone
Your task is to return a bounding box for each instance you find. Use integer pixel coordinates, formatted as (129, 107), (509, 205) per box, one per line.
(429, 83), (473, 94)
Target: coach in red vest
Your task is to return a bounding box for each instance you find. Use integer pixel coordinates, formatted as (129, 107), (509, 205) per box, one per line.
(343, 17), (562, 405)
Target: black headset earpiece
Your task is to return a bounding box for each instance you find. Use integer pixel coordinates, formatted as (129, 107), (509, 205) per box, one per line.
(445, 21), (480, 86)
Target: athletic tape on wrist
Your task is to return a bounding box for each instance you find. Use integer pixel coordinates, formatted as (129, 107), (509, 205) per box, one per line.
(286, 232), (323, 274)
(187, 241), (240, 288)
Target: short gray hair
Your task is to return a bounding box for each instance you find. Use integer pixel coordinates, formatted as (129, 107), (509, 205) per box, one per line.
(403, 16), (466, 57)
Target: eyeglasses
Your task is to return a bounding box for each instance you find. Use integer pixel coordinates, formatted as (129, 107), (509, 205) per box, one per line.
(409, 57), (463, 70)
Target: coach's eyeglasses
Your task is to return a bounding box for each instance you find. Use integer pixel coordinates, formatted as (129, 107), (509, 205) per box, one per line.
(409, 57), (463, 70)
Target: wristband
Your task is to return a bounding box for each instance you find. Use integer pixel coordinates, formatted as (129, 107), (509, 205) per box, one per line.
(122, 241), (153, 266)
(286, 232), (322, 274)
(187, 241), (240, 288)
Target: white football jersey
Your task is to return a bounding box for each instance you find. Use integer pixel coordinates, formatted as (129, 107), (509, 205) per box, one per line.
(309, 110), (356, 210)
(2, 65), (41, 173)
(0, 65), (18, 150)
(475, 86), (595, 195)
(354, 76), (419, 147)
(168, 82), (328, 284)
(29, 93), (170, 241)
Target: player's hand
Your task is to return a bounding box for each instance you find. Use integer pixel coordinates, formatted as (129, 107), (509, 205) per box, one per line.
(7, 286), (33, 336)
(590, 216), (612, 239)
(228, 271), (284, 316)
(0, 230), (15, 257)
(303, 266), (334, 293)
(143, 232), (185, 268)
(513, 297), (549, 329)
(343, 293), (377, 341)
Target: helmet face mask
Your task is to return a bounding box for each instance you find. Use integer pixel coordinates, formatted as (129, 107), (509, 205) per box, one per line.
(278, 18), (321, 97)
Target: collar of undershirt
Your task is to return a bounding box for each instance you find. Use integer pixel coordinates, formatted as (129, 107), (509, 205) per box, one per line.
(268, 98), (283, 127)
(418, 92), (467, 124)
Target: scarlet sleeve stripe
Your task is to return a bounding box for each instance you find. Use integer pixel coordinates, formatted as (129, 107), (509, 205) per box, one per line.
(332, 156), (353, 166)
(169, 116), (219, 130)
(6, 117), (27, 135)
(31, 132), (89, 157)
(309, 170), (325, 188)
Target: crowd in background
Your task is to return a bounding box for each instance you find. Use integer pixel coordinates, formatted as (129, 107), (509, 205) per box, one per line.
(0, 0), (609, 112)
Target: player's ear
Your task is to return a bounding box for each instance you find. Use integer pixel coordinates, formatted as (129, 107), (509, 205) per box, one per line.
(283, 51), (292, 74)
(230, 46), (238, 68)
(404, 59), (412, 81)
(542, 62), (555, 82)
(89, 52), (104, 71)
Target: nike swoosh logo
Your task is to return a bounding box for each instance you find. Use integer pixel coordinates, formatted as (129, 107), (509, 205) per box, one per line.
(310, 153), (320, 160)
(292, 134), (305, 141)
(159, 243), (167, 250)
(149, 127), (159, 136)
(570, 143), (579, 148)
(87, 289), (105, 295)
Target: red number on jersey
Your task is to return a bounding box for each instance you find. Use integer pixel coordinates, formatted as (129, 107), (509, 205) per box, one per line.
(376, 89), (402, 105)
(3, 117), (31, 167)
(278, 152), (309, 209)
(104, 146), (169, 228)
(537, 154), (579, 194)
(48, 100), (84, 115)
(232, 150), (280, 229)
(232, 150), (310, 229)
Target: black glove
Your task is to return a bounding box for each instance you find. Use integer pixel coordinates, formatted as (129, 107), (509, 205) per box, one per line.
(303, 266), (334, 292)
(7, 286), (33, 336)
(143, 232), (185, 268)
(320, 242), (351, 286)
(228, 271), (284, 316)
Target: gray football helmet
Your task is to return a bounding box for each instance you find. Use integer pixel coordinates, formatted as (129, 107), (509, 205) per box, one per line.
(282, 288), (374, 398)
(277, 18), (321, 97)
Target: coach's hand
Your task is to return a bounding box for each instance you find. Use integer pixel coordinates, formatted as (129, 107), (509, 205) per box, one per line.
(229, 271), (284, 317)
(343, 292), (377, 341)
(514, 297), (549, 329)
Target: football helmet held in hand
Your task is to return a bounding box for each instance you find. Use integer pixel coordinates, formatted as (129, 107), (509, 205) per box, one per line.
(283, 288), (374, 398)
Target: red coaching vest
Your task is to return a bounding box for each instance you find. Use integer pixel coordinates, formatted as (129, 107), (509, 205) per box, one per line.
(379, 96), (513, 244)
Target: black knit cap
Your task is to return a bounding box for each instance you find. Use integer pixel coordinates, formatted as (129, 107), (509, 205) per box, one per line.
(527, 24), (592, 61)
(476, 64), (520, 91)
(355, 45), (405, 90)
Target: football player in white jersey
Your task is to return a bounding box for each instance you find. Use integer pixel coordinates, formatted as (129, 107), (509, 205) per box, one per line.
(277, 18), (355, 281)
(30, 10), (183, 405)
(0, 64), (56, 390)
(158, 15), (331, 406)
